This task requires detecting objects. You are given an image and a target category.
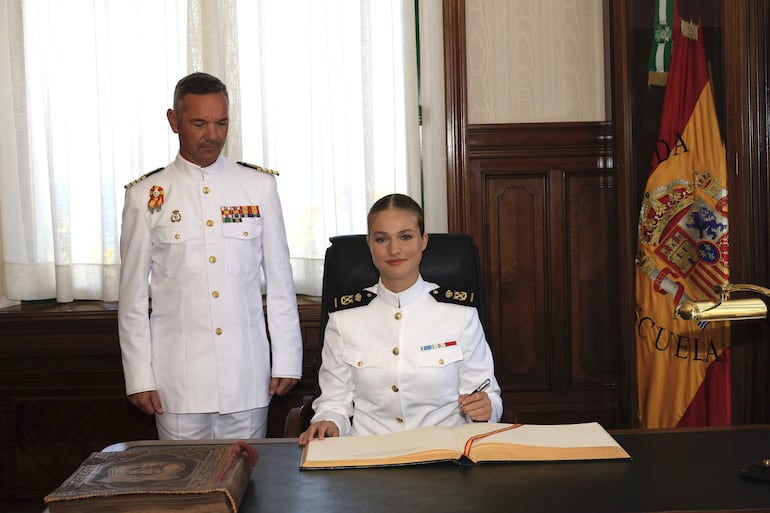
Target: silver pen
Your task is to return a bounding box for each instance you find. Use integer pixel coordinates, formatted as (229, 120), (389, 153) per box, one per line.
(468, 378), (491, 396)
(456, 378), (492, 414)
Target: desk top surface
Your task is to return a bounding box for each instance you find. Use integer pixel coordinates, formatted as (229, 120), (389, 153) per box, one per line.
(80, 427), (770, 513)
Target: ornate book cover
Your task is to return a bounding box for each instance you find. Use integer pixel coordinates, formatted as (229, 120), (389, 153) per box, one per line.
(44, 441), (258, 513)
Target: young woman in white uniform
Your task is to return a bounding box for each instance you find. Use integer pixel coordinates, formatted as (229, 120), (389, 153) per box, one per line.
(298, 194), (502, 444)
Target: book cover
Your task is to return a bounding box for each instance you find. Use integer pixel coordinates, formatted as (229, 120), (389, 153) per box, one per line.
(44, 441), (258, 513)
(300, 422), (631, 469)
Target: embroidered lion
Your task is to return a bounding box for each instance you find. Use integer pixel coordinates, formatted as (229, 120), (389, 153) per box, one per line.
(686, 206), (726, 240)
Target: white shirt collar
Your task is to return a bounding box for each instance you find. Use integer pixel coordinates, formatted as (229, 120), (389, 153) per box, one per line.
(174, 152), (223, 179)
(372, 275), (438, 309)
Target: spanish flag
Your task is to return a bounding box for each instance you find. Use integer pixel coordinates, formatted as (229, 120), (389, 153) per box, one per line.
(634, 13), (731, 428)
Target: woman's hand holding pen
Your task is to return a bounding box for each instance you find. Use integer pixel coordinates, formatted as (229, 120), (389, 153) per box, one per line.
(458, 378), (492, 422)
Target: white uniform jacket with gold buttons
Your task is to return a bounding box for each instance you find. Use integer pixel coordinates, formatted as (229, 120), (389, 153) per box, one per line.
(311, 275), (503, 436)
(118, 154), (303, 414)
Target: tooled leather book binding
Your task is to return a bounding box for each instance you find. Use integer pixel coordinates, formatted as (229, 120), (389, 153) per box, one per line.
(44, 441), (258, 513)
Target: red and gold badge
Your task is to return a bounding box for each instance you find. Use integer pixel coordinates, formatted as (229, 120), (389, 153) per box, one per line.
(148, 185), (164, 211)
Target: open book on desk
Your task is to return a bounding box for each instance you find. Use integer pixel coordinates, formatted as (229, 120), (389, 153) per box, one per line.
(300, 422), (631, 469)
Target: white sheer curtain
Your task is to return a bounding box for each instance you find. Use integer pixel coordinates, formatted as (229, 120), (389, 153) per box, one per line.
(0, 0), (437, 303)
(0, 0), (186, 304)
(235, 0), (420, 295)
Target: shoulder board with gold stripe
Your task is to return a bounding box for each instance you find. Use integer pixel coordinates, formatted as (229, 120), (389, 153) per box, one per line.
(124, 167), (164, 189)
(429, 287), (476, 307)
(237, 161), (279, 176)
(329, 290), (377, 313)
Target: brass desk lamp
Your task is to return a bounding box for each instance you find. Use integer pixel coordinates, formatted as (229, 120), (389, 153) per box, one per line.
(674, 283), (769, 322)
(674, 282), (770, 482)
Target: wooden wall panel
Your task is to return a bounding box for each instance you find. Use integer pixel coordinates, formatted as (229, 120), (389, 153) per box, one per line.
(567, 173), (619, 388)
(485, 175), (548, 388)
(466, 122), (621, 427)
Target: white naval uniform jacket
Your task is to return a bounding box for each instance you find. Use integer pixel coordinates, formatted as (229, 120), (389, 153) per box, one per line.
(311, 275), (503, 436)
(118, 154), (303, 414)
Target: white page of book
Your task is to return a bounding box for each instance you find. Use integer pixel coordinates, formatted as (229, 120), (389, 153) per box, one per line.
(304, 425), (464, 462)
(475, 422), (620, 448)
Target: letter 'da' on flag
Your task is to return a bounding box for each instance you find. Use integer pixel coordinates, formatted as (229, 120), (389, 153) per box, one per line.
(634, 13), (731, 429)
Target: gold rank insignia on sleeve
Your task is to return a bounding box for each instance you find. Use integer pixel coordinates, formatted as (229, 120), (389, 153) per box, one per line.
(237, 161), (279, 176)
(330, 290), (377, 312)
(124, 167), (164, 189)
(430, 287), (476, 306)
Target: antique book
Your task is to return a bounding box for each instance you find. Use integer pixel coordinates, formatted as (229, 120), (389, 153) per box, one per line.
(300, 422), (630, 469)
(44, 441), (258, 513)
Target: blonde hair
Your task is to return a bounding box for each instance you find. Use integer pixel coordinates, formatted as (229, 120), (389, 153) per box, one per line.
(367, 194), (425, 235)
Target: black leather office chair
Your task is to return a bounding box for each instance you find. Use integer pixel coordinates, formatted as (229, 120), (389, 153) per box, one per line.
(283, 233), (487, 437)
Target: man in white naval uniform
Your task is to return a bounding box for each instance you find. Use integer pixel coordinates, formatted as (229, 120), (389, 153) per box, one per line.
(118, 72), (303, 440)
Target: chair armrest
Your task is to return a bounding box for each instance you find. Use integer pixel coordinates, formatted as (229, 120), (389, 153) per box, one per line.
(283, 394), (316, 437)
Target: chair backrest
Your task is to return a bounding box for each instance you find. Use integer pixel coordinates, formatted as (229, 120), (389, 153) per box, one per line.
(284, 233), (486, 436)
(318, 232), (486, 357)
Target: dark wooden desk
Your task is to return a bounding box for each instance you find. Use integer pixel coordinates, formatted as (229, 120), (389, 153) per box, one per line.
(48, 426), (770, 513)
